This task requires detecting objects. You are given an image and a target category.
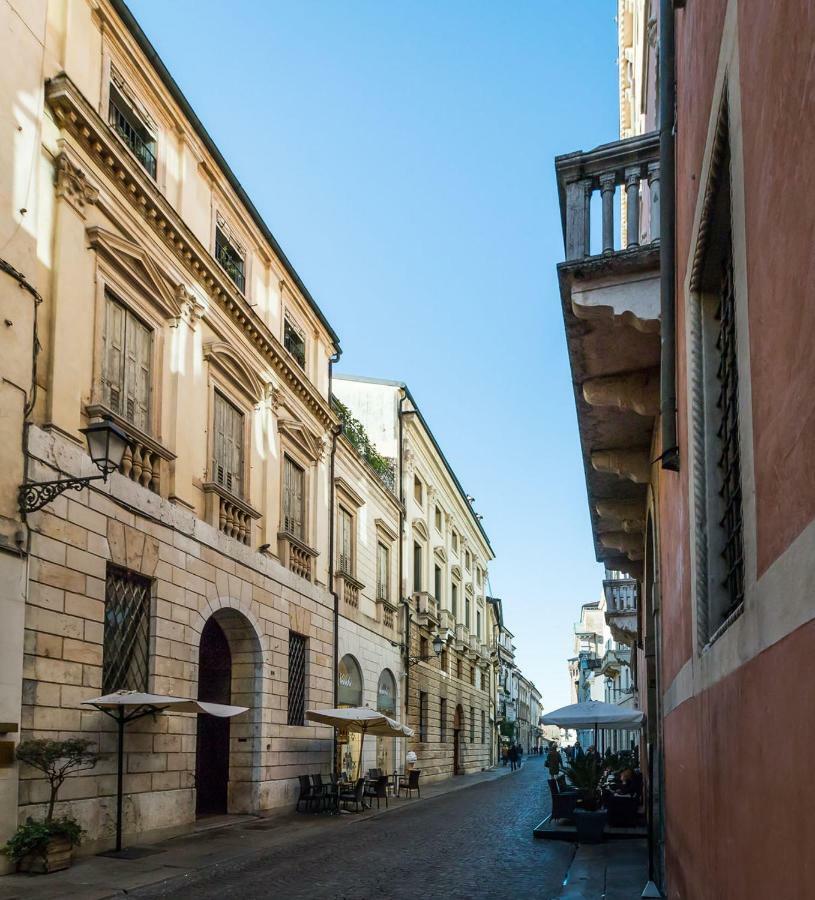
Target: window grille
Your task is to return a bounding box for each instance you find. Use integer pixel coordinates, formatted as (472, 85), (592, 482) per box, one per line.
(714, 248), (744, 618)
(440, 698), (447, 743)
(215, 226), (245, 293)
(338, 507), (353, 575)
(101, 292), (152, 432)
(376, 542), (389, 600)
(481, 710), (485, 743)
(283, 319), (306, 370)
(213, 391), (244, 496)
(287, 632), (307, 726)
(108, 85), (157, 179)
(283, 456), (305, 540)
(103, 565), (151, 694)
(470, 707), (475, 743)
(419, 691), (428, 742)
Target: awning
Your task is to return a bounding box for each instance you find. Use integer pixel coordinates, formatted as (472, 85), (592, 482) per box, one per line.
(541, 699), (644, 729)
(83, 690), (247, 718)
(306, 706), (413, 738)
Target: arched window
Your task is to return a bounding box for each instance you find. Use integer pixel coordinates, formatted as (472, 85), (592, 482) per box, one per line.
(338, 654), (363, 707)
(376, 669), (396, 716)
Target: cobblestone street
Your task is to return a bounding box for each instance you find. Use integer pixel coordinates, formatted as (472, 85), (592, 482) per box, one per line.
(136, 758), (571, 900)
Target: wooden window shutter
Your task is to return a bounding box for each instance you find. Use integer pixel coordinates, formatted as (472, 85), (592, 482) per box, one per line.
(284, 456), (304, 539)
(213, 392), (243, 497)
(102, 294), (126, 415)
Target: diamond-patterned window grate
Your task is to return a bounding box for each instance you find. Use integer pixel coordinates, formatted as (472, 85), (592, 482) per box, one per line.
(715, 247), (744, 619)
(287, 632), (307, 726)
(103, 565), (151, 694)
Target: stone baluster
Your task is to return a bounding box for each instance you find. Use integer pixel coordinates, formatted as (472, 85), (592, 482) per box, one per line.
(600, 172), (616, 254)
(647, 162), (660, 242)
(625, 166), (641, 248)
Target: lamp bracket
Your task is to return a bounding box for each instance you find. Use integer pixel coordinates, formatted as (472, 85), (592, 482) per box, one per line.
(19, 474), (105, 514)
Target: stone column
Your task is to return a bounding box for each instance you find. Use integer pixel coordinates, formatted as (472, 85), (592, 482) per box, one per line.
(599, 172), (617, 254)
(647, 162), (660, 242)
(624, 166), (641, 249)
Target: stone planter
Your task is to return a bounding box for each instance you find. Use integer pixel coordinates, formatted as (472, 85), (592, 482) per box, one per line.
(17, 836), (73, 874)
(573, 808), (607, 844)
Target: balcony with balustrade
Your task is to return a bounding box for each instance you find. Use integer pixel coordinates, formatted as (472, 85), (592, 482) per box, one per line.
(603, 575), (639, 645)
(555, 131), (661, 581)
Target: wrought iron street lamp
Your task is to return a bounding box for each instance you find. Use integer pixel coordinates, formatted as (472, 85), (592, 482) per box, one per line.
(401, 631), (445, 668)
(19, 419), (129, 514)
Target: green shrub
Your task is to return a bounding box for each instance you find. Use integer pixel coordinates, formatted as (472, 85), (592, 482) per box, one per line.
(2, 817), (84, 863)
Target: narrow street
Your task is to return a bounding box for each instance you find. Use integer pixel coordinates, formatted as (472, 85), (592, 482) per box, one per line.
(136, 758), (572, 900)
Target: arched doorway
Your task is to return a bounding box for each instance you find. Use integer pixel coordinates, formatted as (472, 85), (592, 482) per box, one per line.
(337, 654), (364, 778)
(195, 608), (262, 818)
(196, 617), (231, 816)
(376, 669), (397, 775)
(453, 704), (464, 775)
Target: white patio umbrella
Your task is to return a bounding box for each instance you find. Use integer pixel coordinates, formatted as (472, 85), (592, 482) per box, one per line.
(541, 699), (644, 749)
(83, 691), (247, 852)
(306, 707), (413, 779)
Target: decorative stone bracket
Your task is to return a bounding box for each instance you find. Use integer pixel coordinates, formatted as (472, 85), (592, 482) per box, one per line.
(591, 448), (651, 484)
(582, 369), (660, 417)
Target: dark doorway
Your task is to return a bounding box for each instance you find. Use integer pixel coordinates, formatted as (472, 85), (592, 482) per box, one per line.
(195, 617), (232, 817)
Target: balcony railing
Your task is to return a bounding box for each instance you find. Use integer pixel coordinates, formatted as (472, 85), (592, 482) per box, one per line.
(108, 95), (157, 180)
(603, 576), (639, 614)
(556, 131), (659, 262)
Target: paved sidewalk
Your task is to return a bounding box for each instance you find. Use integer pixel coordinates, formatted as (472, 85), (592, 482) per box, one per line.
(0, 766), (513, 900)
(556, 839), (650, 900)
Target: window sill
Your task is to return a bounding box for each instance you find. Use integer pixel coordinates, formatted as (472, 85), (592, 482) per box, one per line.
(86, 404), (175, 461)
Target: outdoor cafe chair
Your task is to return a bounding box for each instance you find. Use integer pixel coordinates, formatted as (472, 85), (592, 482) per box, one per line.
(364, 775), (389, 809)
(339, 777), (366, 813)
(398, 769), (421, 799)
(548, 777), (579, 823)
(296, 775), (319, 813)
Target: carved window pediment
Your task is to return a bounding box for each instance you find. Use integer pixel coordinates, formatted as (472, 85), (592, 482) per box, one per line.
(335, 476), (365, 509)
(203, 340), (267, 404)
(433, 545), (448, 564)
(411, 518), (429, 541)
(86, 226), (183, 320)
(277, 417), (326, 463)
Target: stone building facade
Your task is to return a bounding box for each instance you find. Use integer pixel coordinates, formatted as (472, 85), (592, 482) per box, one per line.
(332, 425), (404, 778)
(1, 0), (341, 855)
(333, 377), (496, 781)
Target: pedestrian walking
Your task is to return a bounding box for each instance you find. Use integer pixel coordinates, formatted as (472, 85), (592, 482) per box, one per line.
(508, 744), (518, 771)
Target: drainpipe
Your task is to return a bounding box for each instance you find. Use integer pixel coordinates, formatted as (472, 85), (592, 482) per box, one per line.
(659, 0), (679, 471)
(327, 350), (341, 771)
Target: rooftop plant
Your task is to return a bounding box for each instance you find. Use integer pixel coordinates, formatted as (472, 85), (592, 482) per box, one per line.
(332, 397), (395, 489)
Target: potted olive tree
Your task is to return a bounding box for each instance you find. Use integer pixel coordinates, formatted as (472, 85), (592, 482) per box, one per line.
(3, 739), (98, 873)
(565, 755), (607, 843)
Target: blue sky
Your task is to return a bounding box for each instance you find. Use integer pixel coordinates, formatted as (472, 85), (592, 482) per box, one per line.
(128, 0), (619, 711)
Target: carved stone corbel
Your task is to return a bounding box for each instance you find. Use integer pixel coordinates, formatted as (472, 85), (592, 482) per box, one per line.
(171, 284), (206, 328)
(55, 153), (99, 217)
(595, 499), (646, 533)
(599, 531), (644, 560)
(591, 448), (651, 484)
(582, 369), (659, 416)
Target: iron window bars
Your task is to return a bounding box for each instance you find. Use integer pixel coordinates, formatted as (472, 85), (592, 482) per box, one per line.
(108, 86), (157, 179)
(215, 226), (246, 294)
(284, 319), (306, 370)
(103, 565), (151, 694)
(287, 632), (307, 726)
(714, 245), (745, 620)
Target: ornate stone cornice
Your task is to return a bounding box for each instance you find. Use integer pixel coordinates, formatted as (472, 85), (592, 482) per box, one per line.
(45, 73), (336, 430)
(55, 152), (99, 217)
